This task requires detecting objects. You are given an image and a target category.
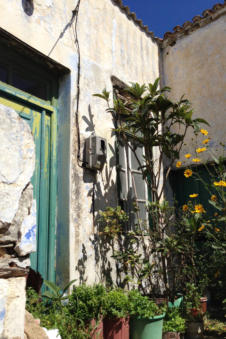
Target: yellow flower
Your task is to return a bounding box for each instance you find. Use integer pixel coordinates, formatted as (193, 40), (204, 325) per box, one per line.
(213, 180), (226, 187)
(214, 212), (218, 217)
(184, 169), (192, 178)
(211, 195), (217, 202)
(200, 129), (208, 136)
(198, 224), (205, 232)
(185, 153), (191, 159)
(192, 158), (201, 163)
(192, 204), (206, 214)
(176, 161), (182, 168)
(196, 147), (207, 153)
(202, 138), (210, 144)
(189, 193), (199, 198)
(215, 227), (220, 232)
(182, 204), (189, 212)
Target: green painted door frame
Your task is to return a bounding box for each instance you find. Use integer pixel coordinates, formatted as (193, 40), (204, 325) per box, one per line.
(0, 80), (57, 282)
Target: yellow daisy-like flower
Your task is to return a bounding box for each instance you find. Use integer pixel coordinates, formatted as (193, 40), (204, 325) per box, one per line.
(202, 138), (210, 145)
(211, 195), (217, 202)
(213, 180), (226, 187)
(189, 193), (198, 198)
(200, 129), (208, 136)
(198, 224), (205, 232)
(215, 227), (220, 232)
(176, 161), (182, 168)
(184, 169), (192, 178)
(196, 147), (207, 153)
(192, 158), (201, 163)
(185, 153), (191, 159)
(182, 204), (189, 212)
(192, 204), (206, 214)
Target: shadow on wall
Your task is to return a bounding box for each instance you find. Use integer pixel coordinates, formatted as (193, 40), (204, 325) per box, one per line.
(75, 104), (119, 285)
(75, 105), (150, 290)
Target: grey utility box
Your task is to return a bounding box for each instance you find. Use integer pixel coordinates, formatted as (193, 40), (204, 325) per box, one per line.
(85, 135), (107, 170)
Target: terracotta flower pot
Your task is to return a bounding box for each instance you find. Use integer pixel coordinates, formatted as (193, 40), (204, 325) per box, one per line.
(90, 318), (104, 339)
(163, 332), (181, 339)
(200, 297), (207, 314)
(155, 297), (168, 305)
(103, 317), (129, 339)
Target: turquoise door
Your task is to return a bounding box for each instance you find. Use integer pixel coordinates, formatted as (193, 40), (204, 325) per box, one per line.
(0, 81), (57, 282)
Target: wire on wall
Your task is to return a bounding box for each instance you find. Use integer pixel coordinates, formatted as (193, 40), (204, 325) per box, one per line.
(73, 0), (83, 167)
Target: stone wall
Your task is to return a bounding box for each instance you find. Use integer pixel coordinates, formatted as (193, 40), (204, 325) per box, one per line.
(0, 104), (35, 338)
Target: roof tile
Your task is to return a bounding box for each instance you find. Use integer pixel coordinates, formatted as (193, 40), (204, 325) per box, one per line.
(111, 0), (226, 47)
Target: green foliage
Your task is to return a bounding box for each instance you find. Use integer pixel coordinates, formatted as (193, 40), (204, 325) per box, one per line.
(102, 289), (129, 319)
(26, 287), (61, 329)
(26, 284), (99, 338)
(181, 283), (203, 321)
(163, 307), (186, 333)
(128, 290), (164, 318)
(95, 78), (208, 203)
(98, 206), (128, 236)
(68, 284), (106, 322)
(204, 317), (226, 336)
(43, 279), (76, 304)
(93, 88), (110, 102)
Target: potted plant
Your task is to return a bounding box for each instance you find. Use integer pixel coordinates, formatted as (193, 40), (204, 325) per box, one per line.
(94, 80), (208, 301)
(102, 288), (129, 339)
(128, 290), (165, 339)
(163, 307), (186, 339)
(68, 284), (106, 339)
(182, 283), (204, 339)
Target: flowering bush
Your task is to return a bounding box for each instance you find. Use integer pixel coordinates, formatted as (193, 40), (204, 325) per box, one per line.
(175, 129), (226, 304)
(95, 79), (225, 307)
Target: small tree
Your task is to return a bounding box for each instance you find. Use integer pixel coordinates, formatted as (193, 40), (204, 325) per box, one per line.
(94, 79), (209, 298)
(95, 78), (207, 209)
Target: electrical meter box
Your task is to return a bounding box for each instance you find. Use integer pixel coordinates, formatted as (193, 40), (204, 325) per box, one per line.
(85, 135), (107, 170)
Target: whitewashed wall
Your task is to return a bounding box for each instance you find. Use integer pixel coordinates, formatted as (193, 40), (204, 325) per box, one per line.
(0, 0), (159, 285)
(162, 13), (226, 165)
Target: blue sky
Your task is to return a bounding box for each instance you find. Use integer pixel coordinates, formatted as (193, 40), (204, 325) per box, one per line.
(122, 0), (224, 37)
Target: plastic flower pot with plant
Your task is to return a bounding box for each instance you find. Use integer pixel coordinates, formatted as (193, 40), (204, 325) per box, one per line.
(162, 306), (186, 339)
(130, 314), (165, 339)
(128, 290), (165, 339)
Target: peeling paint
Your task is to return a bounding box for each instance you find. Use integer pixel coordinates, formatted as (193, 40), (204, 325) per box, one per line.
(15, 200), (37, 256)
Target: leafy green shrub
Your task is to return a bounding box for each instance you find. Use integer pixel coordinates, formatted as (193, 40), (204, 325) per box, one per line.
(128, 290), (164, 318)
(26, 287), (62, 329)
(163, 307), (186, 333)
(68, 284), (106, 322)
(102, 289), (129, 319)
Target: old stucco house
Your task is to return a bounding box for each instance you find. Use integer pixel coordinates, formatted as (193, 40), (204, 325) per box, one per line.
(0, 0), (225, 337)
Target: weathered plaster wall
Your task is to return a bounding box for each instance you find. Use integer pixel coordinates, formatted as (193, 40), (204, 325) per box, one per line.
(71, 0), (159, 285)
(162, 13), (226, 165)
(0, 0), (159, 285)
(0, 277), (26, 339)
(0, 104), (35, 338)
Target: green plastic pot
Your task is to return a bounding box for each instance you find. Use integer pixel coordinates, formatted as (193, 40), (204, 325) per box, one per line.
(130, 314), (165, 339)
(168, 296), (183, 309)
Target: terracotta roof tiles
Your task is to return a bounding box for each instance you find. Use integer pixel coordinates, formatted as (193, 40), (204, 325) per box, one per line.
(111, 0), (156, 40)
(111, 0), (226, 47)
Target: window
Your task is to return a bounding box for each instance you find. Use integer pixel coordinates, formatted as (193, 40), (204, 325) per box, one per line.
(117, 138), (148, 228)
(112, 77), (148, 228)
